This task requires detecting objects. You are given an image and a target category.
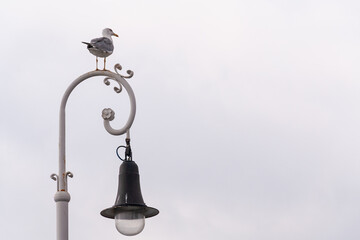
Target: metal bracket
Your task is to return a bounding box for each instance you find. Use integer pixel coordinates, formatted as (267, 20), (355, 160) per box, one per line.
(51, 172), (73, 191)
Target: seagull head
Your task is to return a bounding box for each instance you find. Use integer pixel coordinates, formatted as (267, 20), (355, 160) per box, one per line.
(102, 28), (119, 39)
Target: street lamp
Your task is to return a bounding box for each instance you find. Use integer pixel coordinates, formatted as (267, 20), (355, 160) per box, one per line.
(50, 64), (159, 240)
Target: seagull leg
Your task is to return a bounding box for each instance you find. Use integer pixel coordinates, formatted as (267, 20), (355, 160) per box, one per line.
(96, 57), (99, 70)
(103, 58), (107, 70)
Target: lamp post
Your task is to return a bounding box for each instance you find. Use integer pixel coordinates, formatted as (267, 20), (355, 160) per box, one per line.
(50, 64), (159, 240)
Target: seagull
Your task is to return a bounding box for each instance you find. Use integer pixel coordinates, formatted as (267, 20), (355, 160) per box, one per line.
(82, 28), (119, 70)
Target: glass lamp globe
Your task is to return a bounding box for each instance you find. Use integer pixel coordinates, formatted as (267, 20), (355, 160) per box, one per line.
(115, 212), (145, 236)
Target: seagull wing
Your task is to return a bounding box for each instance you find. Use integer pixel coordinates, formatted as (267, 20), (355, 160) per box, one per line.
(90, 37), (114, 52)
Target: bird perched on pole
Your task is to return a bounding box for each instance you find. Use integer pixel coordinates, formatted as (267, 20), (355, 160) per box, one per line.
(82, 28), (119, 70)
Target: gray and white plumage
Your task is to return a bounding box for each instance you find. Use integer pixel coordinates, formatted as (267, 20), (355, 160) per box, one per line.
(82, 28), (118, 70)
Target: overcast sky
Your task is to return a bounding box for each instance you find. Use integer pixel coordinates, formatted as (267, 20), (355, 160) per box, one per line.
(1, 0), (360, 239)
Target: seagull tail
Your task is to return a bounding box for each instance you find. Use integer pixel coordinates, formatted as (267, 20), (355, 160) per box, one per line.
(81, 41), (93, 48)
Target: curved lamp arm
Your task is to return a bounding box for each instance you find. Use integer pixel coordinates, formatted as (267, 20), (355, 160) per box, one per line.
(54, 64), (136, 191)
(50, 64), (136, 240)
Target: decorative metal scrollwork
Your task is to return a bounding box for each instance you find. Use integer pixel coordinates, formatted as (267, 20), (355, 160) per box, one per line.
(102, 108), (115, 121)
(114, 63), (134, 79)
(51, 172), (73, 191)
(103, 64), (134, 93)
(66, 171), (73, 179)
(101, 64), (137, 136)
(51, 173), (59, 191)
(104, 77), (122, 93)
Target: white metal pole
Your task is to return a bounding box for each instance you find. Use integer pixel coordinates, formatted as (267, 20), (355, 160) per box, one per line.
(54, 192), (71, 240)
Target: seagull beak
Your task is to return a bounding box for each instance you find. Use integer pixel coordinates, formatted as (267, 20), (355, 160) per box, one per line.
(113, 33), (119, 37)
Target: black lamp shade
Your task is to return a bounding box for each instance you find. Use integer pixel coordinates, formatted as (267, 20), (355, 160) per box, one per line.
(101, 160), (159, 219)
